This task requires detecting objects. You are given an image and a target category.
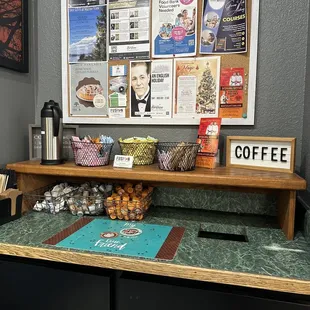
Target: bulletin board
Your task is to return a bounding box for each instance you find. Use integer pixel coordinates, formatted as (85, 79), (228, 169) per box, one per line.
(61, 0), (259, 125)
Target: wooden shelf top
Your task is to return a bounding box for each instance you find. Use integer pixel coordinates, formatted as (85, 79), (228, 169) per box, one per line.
(7, 160), (307, 190)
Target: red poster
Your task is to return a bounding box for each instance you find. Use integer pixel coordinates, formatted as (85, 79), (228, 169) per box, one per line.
(219, 68), (244, 119)
(196, 118), (221, 169)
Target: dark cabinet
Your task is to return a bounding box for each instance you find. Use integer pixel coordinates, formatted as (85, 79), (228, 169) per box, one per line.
(116, 273), (310, 310)
(0, 259), (111, 310)
(0, 259), (309, 310)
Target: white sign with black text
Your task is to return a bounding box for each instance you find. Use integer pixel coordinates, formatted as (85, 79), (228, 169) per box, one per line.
(226, 137), (296, 173)
(113, 155), (134, 169)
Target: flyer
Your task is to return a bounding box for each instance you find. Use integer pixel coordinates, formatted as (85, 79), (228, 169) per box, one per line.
(219, 67), (244, 118)
(109, 0), (150, 60)
(200, 0), (247, 54)
(69, 6), (107, 63)
(174, 57), (220, 118)
(70, 62), (108, 116)
(130, 60), (173, 118)
(150, 60), (173, 118)
(152, 0), (197, 58)
(196, 118), (222, 168)
(108, 61), (129, 108)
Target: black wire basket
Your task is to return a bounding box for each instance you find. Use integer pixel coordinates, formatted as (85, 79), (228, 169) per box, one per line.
(71, 140), (114, 167)
(24, 183), (78, 214)
(119, 141), (157, 165)
(157, 142), (201, 172)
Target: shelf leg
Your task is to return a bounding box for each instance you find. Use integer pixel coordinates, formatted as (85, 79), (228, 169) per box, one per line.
(277, 190), (296, 240)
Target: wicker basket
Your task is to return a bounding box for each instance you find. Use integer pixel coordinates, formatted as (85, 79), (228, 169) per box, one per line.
(119, 141), (157, 165)
(71, 140), (114, 167)
(157, 142), (201, 171)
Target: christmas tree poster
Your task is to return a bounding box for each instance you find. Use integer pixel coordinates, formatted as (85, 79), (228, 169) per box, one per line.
(174, 57), (220, 118)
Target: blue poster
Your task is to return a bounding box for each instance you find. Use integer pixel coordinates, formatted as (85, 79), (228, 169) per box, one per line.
(69, 6), (107, 63)
(152, 0), (197, 57)
(56, 219), (173, 259)
(200, 0), (247, 54)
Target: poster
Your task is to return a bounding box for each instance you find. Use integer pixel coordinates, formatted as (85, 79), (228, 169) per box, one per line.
(219, 67), (245, 118)
(70, 62), (108, 116)
(152, 0), (197, 58)
(174, 57), (220, 118)
(196, 118), (221, 168)
(150, 60), (173, 118)
(69, 5), (107, 63)
(130, 60), (173, 118)
(108, 61), (129, 108)
(109, 0), (150, 60)
(200, 0), (247, 54)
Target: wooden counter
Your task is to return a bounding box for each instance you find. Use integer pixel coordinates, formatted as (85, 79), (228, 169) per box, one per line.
(7, 160), (307, 240)
(0, 211), (309, 296)
(0, 243), (309, 295)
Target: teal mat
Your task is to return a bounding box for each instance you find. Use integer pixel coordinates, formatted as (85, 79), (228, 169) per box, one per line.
(56, 219), (174, 259)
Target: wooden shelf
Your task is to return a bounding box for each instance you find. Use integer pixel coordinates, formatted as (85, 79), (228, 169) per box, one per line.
(7, 160), (306, 191)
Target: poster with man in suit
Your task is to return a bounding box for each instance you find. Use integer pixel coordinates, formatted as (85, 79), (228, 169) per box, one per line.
(130, 61), (152, 117)
(130, 60), (173, 118)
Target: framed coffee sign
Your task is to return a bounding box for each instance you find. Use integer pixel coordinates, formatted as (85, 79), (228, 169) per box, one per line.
(226, 136), (296, 173)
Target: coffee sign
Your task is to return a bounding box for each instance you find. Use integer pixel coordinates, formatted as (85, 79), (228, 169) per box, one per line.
(226, 137), (296, 173)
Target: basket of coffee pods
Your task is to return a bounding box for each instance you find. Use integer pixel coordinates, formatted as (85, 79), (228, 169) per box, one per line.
(67, 182), (113, 216)
(71, 135), (114, 167)
(25, 183), (78, 215)
(157, 142), (201, 171)
(104, 183), (153, 221)
(119, 136), (158, 165)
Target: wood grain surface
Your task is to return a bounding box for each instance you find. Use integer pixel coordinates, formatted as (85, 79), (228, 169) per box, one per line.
(277, 190), (297, 240)
(0, 243), (309, 295)
(7, 160), (307, 190)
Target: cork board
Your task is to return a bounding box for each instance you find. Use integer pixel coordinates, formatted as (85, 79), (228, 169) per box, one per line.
(61, 0), (259, 125)
(196, 0), (252, 121)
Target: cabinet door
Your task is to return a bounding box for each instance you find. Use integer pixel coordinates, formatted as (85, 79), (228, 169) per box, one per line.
(0, 260), (111, 310)
(117, 273), (310, 310)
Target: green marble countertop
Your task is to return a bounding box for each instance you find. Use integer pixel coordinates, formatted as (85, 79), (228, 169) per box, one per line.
(0, 207), (309, 294)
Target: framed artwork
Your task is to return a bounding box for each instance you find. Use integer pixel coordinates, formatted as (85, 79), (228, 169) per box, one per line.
(0, 0), (29, 73)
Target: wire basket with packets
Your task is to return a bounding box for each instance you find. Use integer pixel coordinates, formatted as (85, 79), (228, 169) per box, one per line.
(119, 136), (158, 165)
(67, 182), (113, 216)
(104, 183), (153, 221)
(157, 142), (201, 171)
(25, 183), (78, 215)
(71, 135), (114, 167)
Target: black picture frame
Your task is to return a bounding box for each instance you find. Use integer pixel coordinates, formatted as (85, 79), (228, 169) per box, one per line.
(0, 0), (29, 73)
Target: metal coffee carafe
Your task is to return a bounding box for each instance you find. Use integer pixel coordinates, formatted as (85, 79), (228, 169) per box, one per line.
(41, 100), (64, 165)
